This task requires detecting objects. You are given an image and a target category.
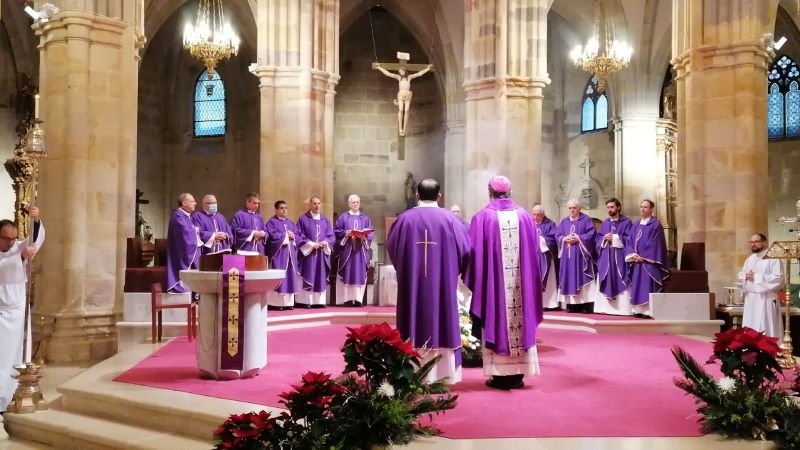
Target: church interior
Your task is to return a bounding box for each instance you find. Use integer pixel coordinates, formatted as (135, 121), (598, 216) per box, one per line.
(1, 0), (800, 448)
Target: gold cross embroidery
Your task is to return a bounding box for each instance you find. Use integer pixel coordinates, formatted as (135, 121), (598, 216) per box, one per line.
(416, 229), (437, 278)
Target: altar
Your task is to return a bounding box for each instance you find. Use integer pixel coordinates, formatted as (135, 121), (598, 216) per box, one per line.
(180, 264), (285, 380)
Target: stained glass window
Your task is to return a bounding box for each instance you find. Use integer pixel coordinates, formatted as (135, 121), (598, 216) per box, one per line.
(766, 55), (800, 139)
(581, 76), (608, 132)
(194, 70), (226, 137)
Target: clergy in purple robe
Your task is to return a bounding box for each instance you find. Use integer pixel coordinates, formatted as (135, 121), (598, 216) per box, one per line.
(449, 204), (470, 233)
(230, 193), (267, 255)
(265, 201), (303, 310)
(465, 176), (542, 390)
(625, 199), (670, 317)
(192, 194), (233, 255)
(296, 196), (335, 308)
(334, 194), (374, 306)
(166, 193), (202, 293)
(532, 204), (560, 310)
(556, 199), (597, 313)
(387, 179), (471, 384)
(594, 198), (634, 316)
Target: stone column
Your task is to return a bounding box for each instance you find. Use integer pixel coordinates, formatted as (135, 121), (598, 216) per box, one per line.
(443, 119), (465, 209)
(614, 113), (660, 206)
(254, 0), (339, 217)
(672, 0), (775, 298)
(462, 0), (550, 215)
(32, 1), (143, 362)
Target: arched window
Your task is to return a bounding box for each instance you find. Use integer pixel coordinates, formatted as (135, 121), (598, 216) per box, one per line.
(581, 76), (608, 132)
(194, 70), (226, 137)
(767, 55), (800, 139)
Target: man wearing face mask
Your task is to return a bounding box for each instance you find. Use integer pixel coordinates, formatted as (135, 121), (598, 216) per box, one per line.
(192, 194), (233, 255)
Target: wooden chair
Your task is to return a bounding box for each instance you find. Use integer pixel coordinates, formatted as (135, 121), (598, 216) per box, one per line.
(150, 282), (197, 342)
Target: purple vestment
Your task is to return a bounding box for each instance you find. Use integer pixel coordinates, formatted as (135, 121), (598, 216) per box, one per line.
(595, 216), (633, 298)
(231, 209), (266, 254)
(192, 210), (233, 255)
(556, 213), (597, 296)
(627, 217), (670, 305)
(296, 212), (335, 293)
(166, 208), (200, 293)
(535, 217), (558, 290)
(386, 205), (471, 350)
(265, 216), (302, 294)
(464, 198), (542, 356)
(334, 212), (374, 285)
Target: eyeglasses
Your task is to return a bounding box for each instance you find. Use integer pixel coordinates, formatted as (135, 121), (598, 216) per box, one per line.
(0, 236), (17, 242)
(749, 240), (764, 244)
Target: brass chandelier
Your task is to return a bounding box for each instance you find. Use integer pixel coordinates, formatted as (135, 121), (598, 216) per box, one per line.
(569, 0), (632, 93)
(183, 0), (240, 78)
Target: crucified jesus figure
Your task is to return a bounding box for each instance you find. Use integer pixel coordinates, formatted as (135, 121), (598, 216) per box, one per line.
(375, 63), (433, 137)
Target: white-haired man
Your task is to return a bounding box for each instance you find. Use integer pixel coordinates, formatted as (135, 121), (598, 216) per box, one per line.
(555, 199), (597, 313)
(334, 195), (374, 306)
(532, 204), (560, 310)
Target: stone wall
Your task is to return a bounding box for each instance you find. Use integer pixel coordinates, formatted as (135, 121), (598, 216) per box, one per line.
(334, 10), (444, 246)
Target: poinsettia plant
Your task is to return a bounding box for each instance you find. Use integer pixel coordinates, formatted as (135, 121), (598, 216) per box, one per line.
(213, 323), (457, 450)
(672, 327), (799, 446)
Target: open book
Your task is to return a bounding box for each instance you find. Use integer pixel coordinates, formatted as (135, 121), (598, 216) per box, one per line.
(208, 248), (232, 255)
(348, 228), (374, 239)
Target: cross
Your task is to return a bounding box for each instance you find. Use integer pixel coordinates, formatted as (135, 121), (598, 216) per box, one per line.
(371, 51), (434, 75)
(579, 154), (595, 180)
(415, 229), (437, 278)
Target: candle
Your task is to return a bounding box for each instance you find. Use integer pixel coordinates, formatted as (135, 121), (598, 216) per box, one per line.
(34, 94), (40, 119)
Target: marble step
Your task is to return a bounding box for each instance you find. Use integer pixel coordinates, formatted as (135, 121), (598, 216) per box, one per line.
(4, 407), (211, 450)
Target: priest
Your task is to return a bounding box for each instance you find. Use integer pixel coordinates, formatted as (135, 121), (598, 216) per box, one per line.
(193, 194), (233, 255)
(334, 194), (374, 306)
(594, 198), (633, 315)
(465, 176), (542, 390)
(265, 200), (302, 310)
(166, 193), (202, 293)
(387, 179), (471, 384)
(556, 199), (597, 313)
(0, 207), (44, 412)
(625, 199), (670, 317)
(296, 196), (335, 308)
(531, 204), (560, 310)
(231, 192), (267, 255)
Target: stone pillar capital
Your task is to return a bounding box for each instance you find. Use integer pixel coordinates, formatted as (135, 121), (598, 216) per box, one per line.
(671, 41), (772, 79)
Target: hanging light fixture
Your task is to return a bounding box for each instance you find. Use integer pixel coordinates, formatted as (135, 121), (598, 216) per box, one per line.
(183, 0), (240, 79)
(570, 0), (632, 93)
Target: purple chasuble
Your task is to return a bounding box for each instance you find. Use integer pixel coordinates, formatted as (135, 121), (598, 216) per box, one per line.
(386, 204), (471, 350)
(265, 216), (301, 294)
(535, 217), (559, 290)
(296, 212), (335, 293)
(627, 217), (669, 305)
(464, 198), (543, 356)
(595, 216), (633, 298)
(555, 213), (597, 296)
(231, 209), (266, 254)
(334, 212), (374, 285)
(192, 211), (233, 255)
(166, 208), (200, 293)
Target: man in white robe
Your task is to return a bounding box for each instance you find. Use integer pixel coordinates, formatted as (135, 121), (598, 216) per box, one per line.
(738, 233), (785, 338)
(0, 208), (44, 412)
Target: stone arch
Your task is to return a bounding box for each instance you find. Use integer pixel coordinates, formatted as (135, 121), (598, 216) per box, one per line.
(0, 1), (38, 76)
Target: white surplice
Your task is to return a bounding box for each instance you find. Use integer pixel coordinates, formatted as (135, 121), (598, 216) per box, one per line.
(0, 223), (45, 411)
(737, 249), (785, 339)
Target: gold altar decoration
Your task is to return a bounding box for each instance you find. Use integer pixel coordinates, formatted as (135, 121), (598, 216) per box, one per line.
(763, 240), (800, 369)
(227, 268), (240, 357)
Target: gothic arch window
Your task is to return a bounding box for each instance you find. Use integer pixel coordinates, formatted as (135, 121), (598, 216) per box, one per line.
(194, 70), (226, 137)
(581, 76), (608, 132)
(767, 55), (800, 139)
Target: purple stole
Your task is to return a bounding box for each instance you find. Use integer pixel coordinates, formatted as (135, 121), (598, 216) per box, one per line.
(221, 255), (246, 370)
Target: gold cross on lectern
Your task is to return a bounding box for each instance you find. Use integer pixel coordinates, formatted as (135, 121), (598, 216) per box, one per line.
(416, 229), (437, 278)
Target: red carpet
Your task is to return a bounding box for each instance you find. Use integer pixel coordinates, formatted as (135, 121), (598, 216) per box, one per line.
(114, 326), (710, 438)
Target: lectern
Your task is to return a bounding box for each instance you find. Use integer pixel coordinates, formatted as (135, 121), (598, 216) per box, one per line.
(180, 254), (285, 379)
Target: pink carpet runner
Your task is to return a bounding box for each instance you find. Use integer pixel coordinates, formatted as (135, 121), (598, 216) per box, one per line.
(114, 326), (710, 439)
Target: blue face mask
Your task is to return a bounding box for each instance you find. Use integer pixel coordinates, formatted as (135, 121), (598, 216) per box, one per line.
(207, 204), (218, 214)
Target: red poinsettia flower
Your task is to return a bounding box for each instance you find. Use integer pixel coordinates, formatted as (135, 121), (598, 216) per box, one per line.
(755, 335), (781, 357)
(301, 371), (331, 385)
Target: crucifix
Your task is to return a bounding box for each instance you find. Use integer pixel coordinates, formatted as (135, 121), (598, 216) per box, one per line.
(415, 229), (437, 278)
(135, 188), (151, 241)
(373, 52), (433, 140)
